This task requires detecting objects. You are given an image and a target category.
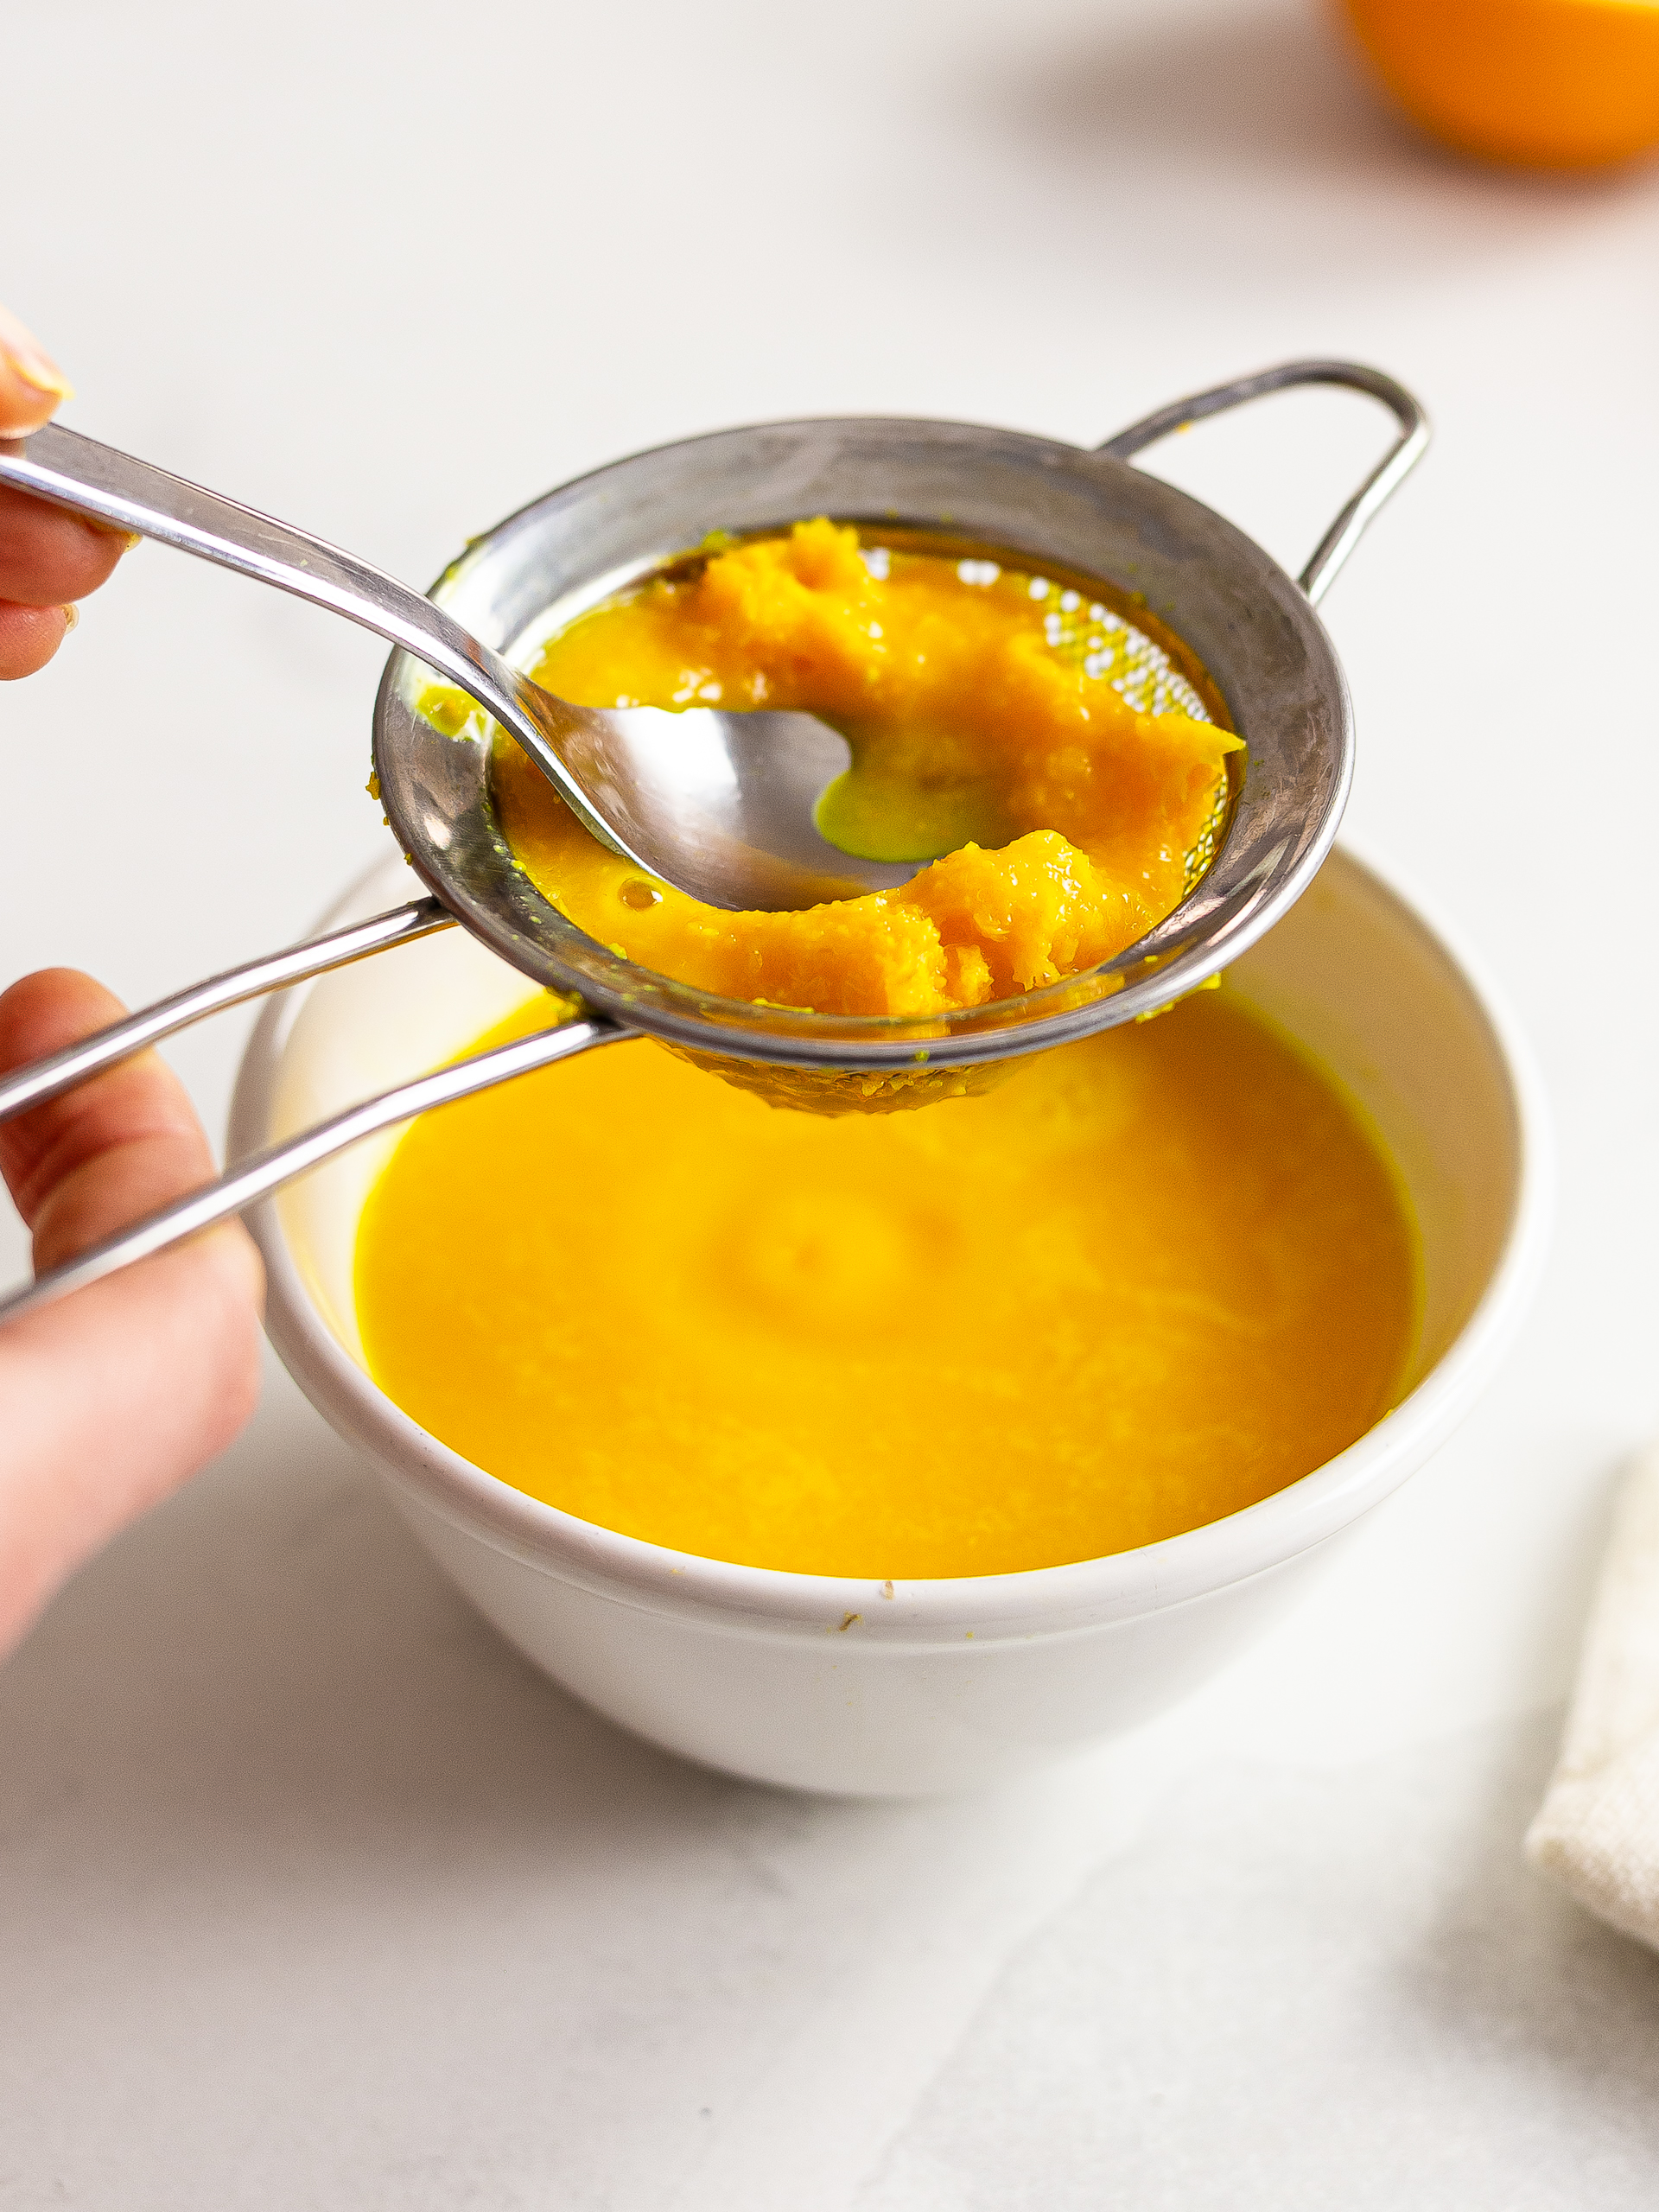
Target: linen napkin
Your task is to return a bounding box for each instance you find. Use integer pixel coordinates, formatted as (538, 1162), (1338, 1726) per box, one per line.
(1527, 1442), (1659, 1949)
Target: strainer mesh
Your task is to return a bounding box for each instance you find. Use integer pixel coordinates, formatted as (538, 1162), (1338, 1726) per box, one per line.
(957, 558), (1227, 904)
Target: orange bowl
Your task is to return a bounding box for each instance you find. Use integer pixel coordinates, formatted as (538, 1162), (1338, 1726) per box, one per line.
(1336, 0), (1659, 168)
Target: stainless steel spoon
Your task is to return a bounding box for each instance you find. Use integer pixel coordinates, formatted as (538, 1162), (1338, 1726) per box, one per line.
(0, 426), (907, 912)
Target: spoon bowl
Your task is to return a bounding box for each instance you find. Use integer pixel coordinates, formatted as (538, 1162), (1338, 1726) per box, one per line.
(532, 702), (915, 906)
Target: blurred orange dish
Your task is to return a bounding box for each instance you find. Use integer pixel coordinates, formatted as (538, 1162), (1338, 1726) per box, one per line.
(1337, 0), (1659, 168)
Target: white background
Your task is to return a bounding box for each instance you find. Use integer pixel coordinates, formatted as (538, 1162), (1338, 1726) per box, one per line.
(3, 0), (1659, 2202)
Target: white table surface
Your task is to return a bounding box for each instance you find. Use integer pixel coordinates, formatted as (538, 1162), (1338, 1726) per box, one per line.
(4, 0), (1659, 2201)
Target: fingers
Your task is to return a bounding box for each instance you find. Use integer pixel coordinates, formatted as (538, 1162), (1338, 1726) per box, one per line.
(0, 969), (226, 1258)
(0, 305), (133, 681)
(0, 302), (73, 438)
(0, 478), (130, 681)
(0, 483), (129, 607)
(0, 484), (132, 679)
(0, 969), (265, 1654)
(0, 601), (73, 680)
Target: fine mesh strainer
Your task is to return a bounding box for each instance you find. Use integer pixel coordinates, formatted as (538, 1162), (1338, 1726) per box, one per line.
(0, 359), (1427, 1321)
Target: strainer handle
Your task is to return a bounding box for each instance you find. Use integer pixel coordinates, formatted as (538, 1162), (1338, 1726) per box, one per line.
(0, 1009), (637, 1325)
(1096, 360), (1430, 606)
(0, 898), (457, 1125)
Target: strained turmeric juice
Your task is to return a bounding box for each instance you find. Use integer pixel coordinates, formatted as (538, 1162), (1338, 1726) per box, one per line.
(354, 993), (1418, 1579)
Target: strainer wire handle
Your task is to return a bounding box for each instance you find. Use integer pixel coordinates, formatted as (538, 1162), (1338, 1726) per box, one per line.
(0, 1010), (637, 1326)
(0, 897), (457, 1127)
(1097, 359), (1430, 606)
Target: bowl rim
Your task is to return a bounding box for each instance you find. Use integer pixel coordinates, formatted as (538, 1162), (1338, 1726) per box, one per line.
(233, 839), (1552, 1649)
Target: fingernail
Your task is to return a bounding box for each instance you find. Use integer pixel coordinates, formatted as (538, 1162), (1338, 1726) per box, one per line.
(3, 342), (73, 404)
(60, 603), (79, 632)
(0, 308), (75, 434)
(86, 520), (142, 550)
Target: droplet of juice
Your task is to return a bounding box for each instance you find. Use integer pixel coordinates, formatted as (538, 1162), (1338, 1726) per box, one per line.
(619, 877), (665, 910)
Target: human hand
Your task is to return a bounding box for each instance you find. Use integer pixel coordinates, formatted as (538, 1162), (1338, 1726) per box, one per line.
(1, 303), (130, 677)
(0, 976), (265, 1656)
(0, 312), (265, 1656)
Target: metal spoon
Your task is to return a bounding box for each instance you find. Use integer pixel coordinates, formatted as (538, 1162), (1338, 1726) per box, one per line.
(0, 425), (907, 912)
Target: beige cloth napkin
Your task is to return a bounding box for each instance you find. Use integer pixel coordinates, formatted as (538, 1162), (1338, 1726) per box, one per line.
(1527, 1443), (1659, 1948)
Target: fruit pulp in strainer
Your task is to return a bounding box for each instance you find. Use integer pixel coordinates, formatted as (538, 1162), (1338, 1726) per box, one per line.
(481, 520), (1241, 1025)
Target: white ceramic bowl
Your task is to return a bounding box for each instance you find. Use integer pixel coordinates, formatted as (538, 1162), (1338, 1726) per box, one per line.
(231, 846), (1549, 1796)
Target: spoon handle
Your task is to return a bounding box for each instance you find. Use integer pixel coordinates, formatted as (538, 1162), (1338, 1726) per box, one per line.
(0, 424), (635, 859)
(0, 1009), (637, 1326)
(0, 898), (455, 1126)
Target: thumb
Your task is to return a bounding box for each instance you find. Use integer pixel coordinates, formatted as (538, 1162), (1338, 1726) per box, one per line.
(0, 969), (264, 1655)
(0, 303), (73, 438)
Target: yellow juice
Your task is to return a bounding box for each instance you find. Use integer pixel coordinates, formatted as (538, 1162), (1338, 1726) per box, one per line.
(354, 992), (1418, 1579)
